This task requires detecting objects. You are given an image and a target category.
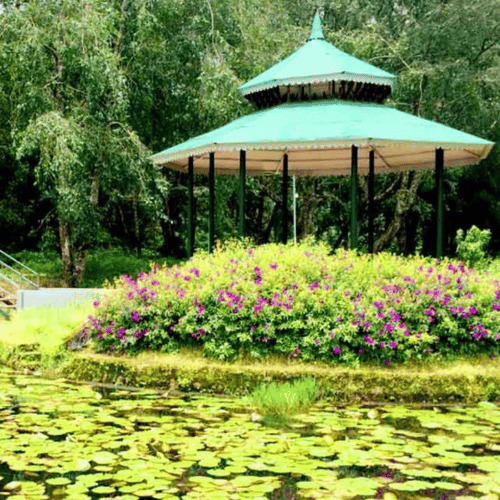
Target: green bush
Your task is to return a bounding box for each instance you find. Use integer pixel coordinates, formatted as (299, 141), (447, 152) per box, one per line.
(81, 240), (500, 365)
(455, 225), (491, 269)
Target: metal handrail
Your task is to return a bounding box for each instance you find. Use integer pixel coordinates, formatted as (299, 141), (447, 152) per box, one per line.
(0, 272), (21, 291)
(0, 250), (39, 289)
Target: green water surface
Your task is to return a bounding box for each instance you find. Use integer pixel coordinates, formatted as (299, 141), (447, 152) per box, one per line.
(1, 366), (500, 500)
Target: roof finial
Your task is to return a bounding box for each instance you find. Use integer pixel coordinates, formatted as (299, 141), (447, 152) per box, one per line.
(309, 11), (324, 41)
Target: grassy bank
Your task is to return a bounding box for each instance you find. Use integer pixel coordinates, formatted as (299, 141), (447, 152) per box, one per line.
(1, 304), (500, 403)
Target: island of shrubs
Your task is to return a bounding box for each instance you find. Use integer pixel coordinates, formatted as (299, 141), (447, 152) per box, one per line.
(80, 240), (500, 365)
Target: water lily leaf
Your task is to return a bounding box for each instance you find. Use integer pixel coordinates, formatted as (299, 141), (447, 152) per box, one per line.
(92, 451), (118, 464)
(46, 477), (72, 486)
(434, 481), (463, 490)
(390, 480), (434, 491)
(91, 485), (116, 494)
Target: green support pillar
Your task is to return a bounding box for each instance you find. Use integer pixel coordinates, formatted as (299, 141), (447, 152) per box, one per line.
(238, 150), (246, 239)
(187, 156), (195, 257)
(368, 150), (375, 254)
(209, 152), (215, 253)
(436, 148), (444, 259)
(350, 145), (358, 250)
(282, 153), (289, 244)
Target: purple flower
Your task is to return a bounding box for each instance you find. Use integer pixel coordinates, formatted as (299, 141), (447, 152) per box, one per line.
(250, 325), (256, 331)
(383, 324), (394, 333)
(184, 276), (191, 281)
(337, 315), (343, 322)
(127, 292), (134, 300)
(197, 305), (205, 315)
(358, 349), (364, 354)
(151, 280), (160, 286)
(261, 337), (267, 343)
(93, 301), (100, 307)
(314, 339), (321, 346)
(493, 303), (500, 311)
(344, 290), (350, 297)
(378, 342), (385, 349)
(468, 306), (478, 315)
(363, 321), (371, 329)
(364, 336), (374, 345)
(373, 301), (384, 309)
(377, 311), (385, 319)
(389, 341), (398, 349)
(333, 346), (341, 355)
(384, 359), (391, 366)
(189, 268), (200, 277)
(308, 281), (320, 290)
(131, 311), (141, 323)
(104, 327), (113, 334)
(254, 266), (261, 275)
(329, 331), (335, 338)
(269, 263), (278, 270)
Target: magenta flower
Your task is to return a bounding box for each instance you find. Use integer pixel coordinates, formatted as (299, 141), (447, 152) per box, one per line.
(344, 290), (350, 297)
(373, 301), (384, 309)
(333, 346), (341, 355)
(269, 263), (278, 270)
(389, 341), (397, 349)
(104, 327), (113, 334)
(364, 336), (374, 345)
(337, 315), (343, 322)
(131, 311), (141, 323)
(189, 267), (200, 278)
(329, 331), (335, 338)
(493, 303), (500, 311)
(314, 339), (321, 346)
(151, 279), (159, 286)
(378, 342), (385, 349)
(363, 321), (371, 329)
(93, 301), (100, 307)
(383, 324), (394, 333)
(261, 337), (267, 343)
(250, 325), (256, 331)
(196, 305), (205, 315)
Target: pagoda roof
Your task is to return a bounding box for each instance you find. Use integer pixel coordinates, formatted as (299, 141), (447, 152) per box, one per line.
(239, 12), (396, 97)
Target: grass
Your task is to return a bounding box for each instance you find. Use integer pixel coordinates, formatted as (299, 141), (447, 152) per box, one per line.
(250, 378), (320, 417)
(0, 303), (92, 366)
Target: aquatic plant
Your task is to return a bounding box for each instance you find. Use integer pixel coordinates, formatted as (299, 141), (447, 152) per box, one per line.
(81, 239), (500, 365)
(250, 377), (320, 417)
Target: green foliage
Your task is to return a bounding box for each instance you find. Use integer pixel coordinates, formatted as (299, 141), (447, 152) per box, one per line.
(250, 378), (320, 416)
(10, 248), (182, 289)
(455, 225), (491, 269)
(83, 240), (500, 365)
(0, 303), (91, 366)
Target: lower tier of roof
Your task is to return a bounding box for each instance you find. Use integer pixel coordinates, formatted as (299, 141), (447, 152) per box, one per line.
(150, 100), (493, 176)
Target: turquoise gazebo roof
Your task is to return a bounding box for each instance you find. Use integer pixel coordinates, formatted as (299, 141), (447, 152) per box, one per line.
(239, 12), (396, 97)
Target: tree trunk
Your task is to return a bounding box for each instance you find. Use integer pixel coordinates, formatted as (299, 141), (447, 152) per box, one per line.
(59, 221), (73, 287)
(73, 247), (88, 286)
(374, 172), (422, 252)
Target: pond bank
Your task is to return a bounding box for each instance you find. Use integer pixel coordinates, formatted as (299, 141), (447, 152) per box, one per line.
(2, 341), (500, 403)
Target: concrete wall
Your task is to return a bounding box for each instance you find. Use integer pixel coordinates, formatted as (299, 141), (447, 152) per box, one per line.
(17, 288), (109, 310)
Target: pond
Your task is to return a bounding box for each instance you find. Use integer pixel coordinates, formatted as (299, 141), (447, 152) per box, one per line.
(1, 366), (500, 500)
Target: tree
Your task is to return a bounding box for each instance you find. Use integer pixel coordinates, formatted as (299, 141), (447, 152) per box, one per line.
(0, 0), (167, 285)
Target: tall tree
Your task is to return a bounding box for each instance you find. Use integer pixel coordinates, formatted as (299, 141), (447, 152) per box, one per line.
(0, 0), (167, 285)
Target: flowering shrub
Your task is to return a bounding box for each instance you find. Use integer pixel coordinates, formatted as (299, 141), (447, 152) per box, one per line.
(81, 240), (500, 365)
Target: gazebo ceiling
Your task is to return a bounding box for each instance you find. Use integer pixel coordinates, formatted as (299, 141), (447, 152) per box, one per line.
(150, 99), (493, 176)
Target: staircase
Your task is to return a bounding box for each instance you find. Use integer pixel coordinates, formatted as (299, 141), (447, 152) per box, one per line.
(0, 250), (39, 317)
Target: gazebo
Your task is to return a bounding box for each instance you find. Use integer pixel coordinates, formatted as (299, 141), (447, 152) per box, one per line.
(151, 13), (494, 257)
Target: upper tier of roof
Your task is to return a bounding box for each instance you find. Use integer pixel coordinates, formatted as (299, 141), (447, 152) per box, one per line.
(238, 12), (396, 99)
